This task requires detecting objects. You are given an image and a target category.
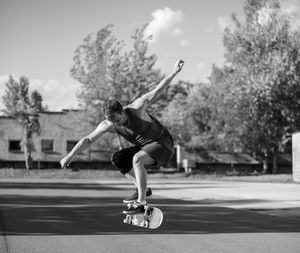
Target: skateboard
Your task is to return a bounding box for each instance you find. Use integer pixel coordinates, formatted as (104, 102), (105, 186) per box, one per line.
(123, 203), (163, 229)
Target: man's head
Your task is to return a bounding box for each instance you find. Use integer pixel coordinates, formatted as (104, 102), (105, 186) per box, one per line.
(103, 99), (127, 125)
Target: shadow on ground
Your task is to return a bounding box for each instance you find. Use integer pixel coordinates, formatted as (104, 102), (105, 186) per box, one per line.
(1, 182), (300, 235)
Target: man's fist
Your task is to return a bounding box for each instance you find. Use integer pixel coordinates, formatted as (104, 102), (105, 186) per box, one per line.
(60, 155), (72, 169)
(173, 59), (184, 74)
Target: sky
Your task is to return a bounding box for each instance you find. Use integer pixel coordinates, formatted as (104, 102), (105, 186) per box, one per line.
(1, 0), (300, 111)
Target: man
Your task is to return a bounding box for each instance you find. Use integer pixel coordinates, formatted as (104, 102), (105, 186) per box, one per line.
(60, 59), (184, 214)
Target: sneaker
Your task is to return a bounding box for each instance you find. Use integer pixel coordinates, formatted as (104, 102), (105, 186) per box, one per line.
(123, 202), (146, 215)
(123, 188), (152, 203)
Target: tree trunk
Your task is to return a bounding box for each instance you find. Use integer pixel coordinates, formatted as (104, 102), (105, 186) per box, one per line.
(262, 158), (268, 174)
(262, 150), (268, 174)
(23, 129), (33, 170)
(23, 142), (31, 171)
(272, 151), (278, 174)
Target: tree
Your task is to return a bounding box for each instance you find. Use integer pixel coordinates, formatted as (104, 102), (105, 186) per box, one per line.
(2, 76), (46, 170)
(70, 24), (123, 125)
(168, 65), (242, 153)
(70, 24), (163, 149)
(184, 82), (214, 151)
(198, 65), (242, 152)
(159, 81), (196, 146)
(222, 0), (300, 172)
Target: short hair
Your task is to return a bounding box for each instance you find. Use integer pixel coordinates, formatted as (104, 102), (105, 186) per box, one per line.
(103, 99), (123, 116)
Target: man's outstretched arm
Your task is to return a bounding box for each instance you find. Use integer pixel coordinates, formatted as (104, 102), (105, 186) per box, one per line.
(60, 119), (114, 168)
(133, 59), (184, 108)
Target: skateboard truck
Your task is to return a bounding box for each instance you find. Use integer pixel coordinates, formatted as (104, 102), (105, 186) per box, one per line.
(123, 204), (159, 229)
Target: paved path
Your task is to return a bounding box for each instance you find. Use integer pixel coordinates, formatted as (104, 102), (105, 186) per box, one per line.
(0, 179), (299, 253)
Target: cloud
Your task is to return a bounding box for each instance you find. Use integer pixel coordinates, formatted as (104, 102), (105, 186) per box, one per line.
(172, 28), (184, 36)
(206, 23), (216, 33)
(217, 16), (231, 31)
(0, 75), (80, 112)
(30, 78), (81, 111)
(0, 75), (10, 87)
(144, 7), (183, 42)
(180, 39), (189, 47)
(283, 4), (298, 14)
(281, 0), (300, 30)
(197, 62), (205, 72)
(154, 61), (166, 70)
(281, 0), (299, 14)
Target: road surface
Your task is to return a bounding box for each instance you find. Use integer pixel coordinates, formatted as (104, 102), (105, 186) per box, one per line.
(0, 179), (299, 253)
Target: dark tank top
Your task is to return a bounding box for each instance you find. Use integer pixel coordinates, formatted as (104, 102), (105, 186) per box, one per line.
(113, 108), (173, 152)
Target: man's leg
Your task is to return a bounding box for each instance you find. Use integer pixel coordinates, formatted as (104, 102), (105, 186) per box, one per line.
(132, 151), (156, 203)
(111, 147), (139, 188)
(124, 169), (137, 187)
(111, 147), (154, 205)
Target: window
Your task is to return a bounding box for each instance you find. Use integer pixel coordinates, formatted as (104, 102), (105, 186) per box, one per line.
(9, 140), (22, 152)
(41, 139), (54, 152)
(66, 141), (78, 152)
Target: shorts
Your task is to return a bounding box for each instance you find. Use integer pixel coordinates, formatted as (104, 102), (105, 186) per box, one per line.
(111, 142), (174, 175)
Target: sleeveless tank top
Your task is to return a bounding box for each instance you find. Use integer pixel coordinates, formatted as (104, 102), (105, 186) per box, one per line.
(113, 108), (173, 152)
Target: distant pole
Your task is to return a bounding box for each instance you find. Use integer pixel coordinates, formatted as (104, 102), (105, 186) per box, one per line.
(176, 144), (181, 172)
(292, 132), (300, 182)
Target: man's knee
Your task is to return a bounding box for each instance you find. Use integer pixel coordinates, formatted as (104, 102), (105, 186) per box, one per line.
(132, 152), (143, 167)
(132, 151), (154, 168)
(111, 149), (133, 175)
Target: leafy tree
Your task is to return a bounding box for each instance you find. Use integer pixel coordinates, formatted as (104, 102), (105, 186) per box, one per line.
(222, 0), (300, 172)
(71, 24), (162, 121)
(2, 76), (46, 170)
(161, 71), (237, 153)
(159, 81), (196, 145)
(70, 24), (163, 149)
(71, 24), (122, 125)
(171, 65), (241, 153)
(198, 65), (241, 152)
(184, 82), (213, 151)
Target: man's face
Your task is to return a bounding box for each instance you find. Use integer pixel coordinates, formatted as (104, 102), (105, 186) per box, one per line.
(105, 111), (125, 125)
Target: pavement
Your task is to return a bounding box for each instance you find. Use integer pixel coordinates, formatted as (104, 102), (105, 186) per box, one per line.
(1, 177), (300, 217)
(109, 178), (300, 220)
(0, 178), (300, 253)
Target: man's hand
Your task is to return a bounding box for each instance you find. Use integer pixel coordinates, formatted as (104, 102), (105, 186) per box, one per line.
(130, 58), (185, 109)
(60, 155), (73, 169)
(173, 59), (184, 74)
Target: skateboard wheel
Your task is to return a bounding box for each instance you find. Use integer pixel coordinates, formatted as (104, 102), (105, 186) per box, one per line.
(145, 207), (152, 216)
(124, 215), (132, 224)
(141, 220), (147, 227)
(128, 215), (132, 224)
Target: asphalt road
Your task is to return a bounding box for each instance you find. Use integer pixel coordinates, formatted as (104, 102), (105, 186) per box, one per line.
(0, 180), (300, 253)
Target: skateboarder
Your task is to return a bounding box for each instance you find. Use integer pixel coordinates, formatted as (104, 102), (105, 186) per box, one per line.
(60, 59), (184, 214)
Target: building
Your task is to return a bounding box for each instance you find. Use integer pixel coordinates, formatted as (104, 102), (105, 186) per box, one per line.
(0, 110), (114, 169)
(1, 110), (290, 173)
(195, 151), (263, 174)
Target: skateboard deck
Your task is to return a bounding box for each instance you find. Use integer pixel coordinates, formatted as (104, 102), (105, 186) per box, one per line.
(123, 205), (163, 229)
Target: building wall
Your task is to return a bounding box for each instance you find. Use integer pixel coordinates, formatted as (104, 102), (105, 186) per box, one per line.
(0, 110), (112, 164)
(0, 117), (23, 161)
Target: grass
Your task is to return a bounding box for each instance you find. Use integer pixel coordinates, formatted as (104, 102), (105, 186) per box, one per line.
(0, 167), (295, 183)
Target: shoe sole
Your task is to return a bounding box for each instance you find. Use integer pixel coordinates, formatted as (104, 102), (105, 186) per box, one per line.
(123, 199), (136, 204)
(123, 194), (152, 204)
(123, 210), (145, 215)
